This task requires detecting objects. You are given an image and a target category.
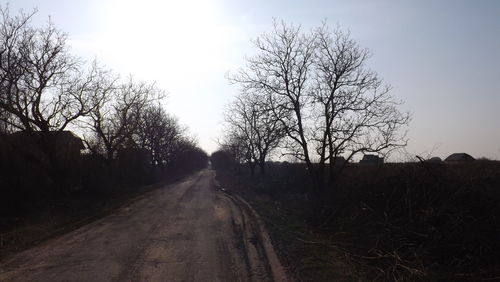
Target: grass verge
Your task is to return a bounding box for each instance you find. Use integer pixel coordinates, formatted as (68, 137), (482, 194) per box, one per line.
(215, 161), (500, 281)
(215, 169), (359, 282)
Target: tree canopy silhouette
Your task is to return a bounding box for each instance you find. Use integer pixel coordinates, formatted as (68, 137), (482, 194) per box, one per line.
(228, 21), (410, 192)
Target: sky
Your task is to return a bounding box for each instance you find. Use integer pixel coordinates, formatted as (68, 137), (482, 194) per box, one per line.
(4, 0), (500, 160)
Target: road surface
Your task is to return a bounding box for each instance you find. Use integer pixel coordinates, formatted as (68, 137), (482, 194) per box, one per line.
(0, 169), (287, 282)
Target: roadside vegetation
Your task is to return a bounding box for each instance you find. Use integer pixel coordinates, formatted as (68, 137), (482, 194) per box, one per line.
(215, 19), (500, 281)
(0, 7), (207, 257)
(213, 158), (500, 281)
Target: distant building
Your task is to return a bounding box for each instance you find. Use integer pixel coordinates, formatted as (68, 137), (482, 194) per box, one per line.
(428, 157), (442, 163)
(1, 130), (85, 164)
(359, 154), (384, 164)
(332, 156), (346, 166)
(445, 153), (475, 163)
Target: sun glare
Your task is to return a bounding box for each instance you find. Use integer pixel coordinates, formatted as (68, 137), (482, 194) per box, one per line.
(95, 0), (227, 83)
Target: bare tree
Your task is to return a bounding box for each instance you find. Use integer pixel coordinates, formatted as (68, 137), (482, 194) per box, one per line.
(229, 21), (318, 183)
(170, 137), (208, 171)
(0, 7), (104, 134)
(310, 24), (410, 185)
(85, 77), (164, 162)
(0, 7), (113, 188)
(0, 108), (13, 134)
(218, 130), (250, 173)
(229, 20), (410, 193)
(135, 105), (184, 168)
(224, 92), (286, 175)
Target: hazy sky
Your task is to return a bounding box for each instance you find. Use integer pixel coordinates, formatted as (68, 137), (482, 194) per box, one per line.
(5, 0), (500, 159)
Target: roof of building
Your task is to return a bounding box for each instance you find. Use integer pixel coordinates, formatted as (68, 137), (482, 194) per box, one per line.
(361, 154), (382, 160)
(428, 156), (442, 162)
(445, 153), (475, 162)
(360, 154), (384, 163)
(8, 130), (85, 150)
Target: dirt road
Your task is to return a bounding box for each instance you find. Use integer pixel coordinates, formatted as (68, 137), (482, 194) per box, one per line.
(0, 170), (287, 282)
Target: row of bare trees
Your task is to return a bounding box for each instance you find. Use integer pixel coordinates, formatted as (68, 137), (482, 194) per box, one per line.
(222, 93), (287, 175)
(220, 21), (410, 194)
(0, 6), (206, 198)
(81, 75), (196, 170)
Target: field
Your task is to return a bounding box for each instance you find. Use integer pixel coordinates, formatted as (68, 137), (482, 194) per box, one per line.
(215, 160), (500, 281)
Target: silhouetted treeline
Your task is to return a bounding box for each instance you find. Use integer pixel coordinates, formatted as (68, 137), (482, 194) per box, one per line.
(223, 20), (410, 194)
(210, 150), (239, 171)
(0, 7), (208, 217)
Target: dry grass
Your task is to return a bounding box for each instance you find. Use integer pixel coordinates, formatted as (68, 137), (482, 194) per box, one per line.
(215, 160), (500, 281)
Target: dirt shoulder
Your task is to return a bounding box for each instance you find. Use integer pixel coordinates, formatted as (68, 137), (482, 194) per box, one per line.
(0, 171), (196, 261)
(213, 178), (289, 282)
(214, 169), (359, 282)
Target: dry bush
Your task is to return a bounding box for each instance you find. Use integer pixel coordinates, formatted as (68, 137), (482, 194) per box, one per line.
(217, 160), (500, 281)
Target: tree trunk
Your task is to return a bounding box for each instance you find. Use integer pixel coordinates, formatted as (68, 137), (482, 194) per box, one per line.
(38, 134), (67, 194)
(258, 157), (266, 175)
(248, 161), (256, 176)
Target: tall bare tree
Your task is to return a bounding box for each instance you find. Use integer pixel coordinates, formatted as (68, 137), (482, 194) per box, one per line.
(229, 21), (318, 183)
(230, 20), (410, 193)
(218, 130), (250, 173)
(310, 24), (410, 185)
(0, 108), (13, 134)
(0, 7), (104, 134)
(136, 105), (184, 168)
(224, 92), (286, 175)
(0, 7), (112, 188)
(85, 77), (164, 162)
